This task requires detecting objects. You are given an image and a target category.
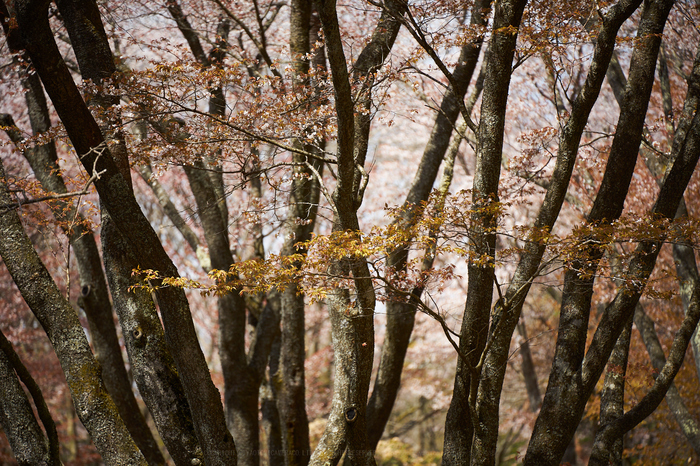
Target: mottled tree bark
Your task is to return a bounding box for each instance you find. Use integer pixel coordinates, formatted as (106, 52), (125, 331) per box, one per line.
(601, 1), (700, 390)
(526, 7), (694, 460)
(309, 1), (377, 464)
(443, 2), (527, 465)
(0, 330), (58, 466)
(13, 1), (235, 462)
(102, 216), (204, 465)
(0, 158), (146, 464)
(53, 1), (208, 463)
(471, 0), (643, 462)
(277, 3), (317, 463)
(589, 280), (700, 466)
(0, 6), (165, 462)
(604, 42), (700, 455)
(633, 305), (700, 455)
(590, 314), (633, 465)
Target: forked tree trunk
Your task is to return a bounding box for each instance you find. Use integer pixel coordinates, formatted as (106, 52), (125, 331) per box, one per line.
(443, 2), (527, 465)
(526, 5), (694, 459)
(14, 1), (236, 462)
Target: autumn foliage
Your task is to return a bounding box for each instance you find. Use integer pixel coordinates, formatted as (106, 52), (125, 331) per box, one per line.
(1, 0), (700, 465)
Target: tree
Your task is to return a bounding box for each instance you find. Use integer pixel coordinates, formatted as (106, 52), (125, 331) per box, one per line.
(0, 0), (699, 465)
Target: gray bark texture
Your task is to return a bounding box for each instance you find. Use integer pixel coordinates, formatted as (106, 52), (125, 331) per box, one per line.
(277, 3), (320, 463)
(13, 0), (236, 462)
(102, 212), (204, 465)
(470, 1), (643, 464)
(367, 0), (490, 451)
(602, 26), (700, 454)
(0, 330), (57, 466)
(633, 306), (700, 455)
(0, 158), (146, 465)
(309, 0), (378, 464)
(0, 6), (164, 461)
(590, 314), (633, 465)
(56, 1), (205, 463)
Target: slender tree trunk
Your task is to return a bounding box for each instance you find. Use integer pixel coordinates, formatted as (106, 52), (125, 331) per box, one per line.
(443, 2), (528, 465)
(184, 163), (258, 465)
(599, 2), (700, 390)
(0, 7), (165, 462)
(0, 331), (57, 466)
(633, 305), (700, 455)
(526, 7), (693, 460)
(589, 280), (700, 466)
(367, 0), (490, 450)
(590, 314), (633, 465)
(263, 333), (285, 464)
(469, 1), (642, 464)
(278, 3), (318, 463)
(516, 319), (542, 412)
(0, 157), (147, 464)
(310, 1), (377, 463)
(671, 201), (700, 380)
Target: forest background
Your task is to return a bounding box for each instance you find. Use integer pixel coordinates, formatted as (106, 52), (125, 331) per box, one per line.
(1, 0), (700, 465)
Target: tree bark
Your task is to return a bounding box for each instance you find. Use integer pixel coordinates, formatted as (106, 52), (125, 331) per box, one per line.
(600, 2), (700, 392)
(263, 331), (285, 464)
(13, 1), (235, 462)
(0, 6), (165, 462)
(310, 1), (377, 464)
(0, 330), (58, 466)
(184, 163), (259, 465)
(590, 313), (633, 465)
(671, 201), (700, 379)
(137, 163), (209, 270)
(164, 8), (284, 462)
(367, 0), (490, 451)
(588, 280), (700, 466)
(633, 305), (700, 455)
(0, 158), (146, 464)
(278, 3), (318, 463)
(526, 6), (693, 460)
(442, 2), (527, 465)
(53, 1), (210, 463)
(474, 6), (644, 454)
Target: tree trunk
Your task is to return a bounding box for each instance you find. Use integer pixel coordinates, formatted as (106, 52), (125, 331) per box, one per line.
(589, 314), (633, 465)
(443, 2), (528, 465)
(367, 0), (490, 450)
(0, 7), (165, 462)
(102, 212), (204, 465)
(310, 1), (377, 463)
(589, 280), (700, 466)
(472, 0), (641, 461)
(0, 158), (146, 465)
(14, 1), (235, 462)
(0, 331), (57, 466)
(633, 305), (700, 455)
(526, 6), (693, 460)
